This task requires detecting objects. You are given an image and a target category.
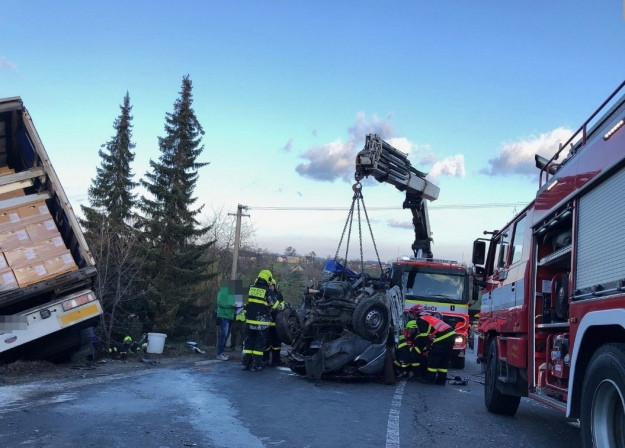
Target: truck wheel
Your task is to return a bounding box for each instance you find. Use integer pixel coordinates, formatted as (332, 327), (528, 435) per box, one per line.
(352, 296), (390, 344)
(580, 343), (625, 448)
(275, 309), (301, 345)
(451, 353), (465, 369)
(485, 338), (520, 416)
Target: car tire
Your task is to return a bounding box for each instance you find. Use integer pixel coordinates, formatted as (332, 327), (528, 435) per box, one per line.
(352, 296), (390, 344)
(275, 309), (301, 345)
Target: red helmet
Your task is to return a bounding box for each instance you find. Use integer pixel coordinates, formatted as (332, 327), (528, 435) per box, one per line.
(409, 304), (425, 316)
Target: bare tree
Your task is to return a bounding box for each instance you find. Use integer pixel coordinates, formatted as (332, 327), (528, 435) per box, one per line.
(87, 218), (145, 348)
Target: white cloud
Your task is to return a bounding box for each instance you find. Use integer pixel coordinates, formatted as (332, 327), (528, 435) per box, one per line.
(0, 56), (18, 72)
(481, 127), (574, 177)
(296, 112), (395, 182)
(296, 113), (465, 184)
(428, 154), (466, 182)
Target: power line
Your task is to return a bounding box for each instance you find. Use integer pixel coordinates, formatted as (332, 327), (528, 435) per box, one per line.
(248, 202), (527, 211)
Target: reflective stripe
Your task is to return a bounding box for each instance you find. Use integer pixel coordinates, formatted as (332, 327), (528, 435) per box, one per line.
(246, 319), (273, 326)
(272, 301), (285, 310)
(252, 350), (264, 355)
(398, 342), (408, 349)
(437, 368), (448, 373)
(433, 331), (455, 343)
(249, 298), (269, 306)
(243, 349), (253, 354)
(427, 367), (437, 373)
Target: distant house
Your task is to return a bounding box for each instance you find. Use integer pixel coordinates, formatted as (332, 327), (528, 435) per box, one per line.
(291, 265), (304, 273)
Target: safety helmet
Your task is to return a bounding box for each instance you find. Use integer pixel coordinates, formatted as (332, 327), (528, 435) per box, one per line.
(124, 336), (132, 343)
(257, 269), (273, 284)
(405, 320), (418, 329)
(409, 304), (425, 316)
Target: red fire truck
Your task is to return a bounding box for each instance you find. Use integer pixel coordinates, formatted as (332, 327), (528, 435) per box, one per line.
(472, 80), (625, 448)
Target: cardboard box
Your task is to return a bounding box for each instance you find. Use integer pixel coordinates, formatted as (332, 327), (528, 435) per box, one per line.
(0, 268), (18, 292)
(43, 251), (77, 276)
(0, 189), (25, 201)
(18, 200), (52, 223)
(0, 252), (8, 270)
(0, 207), (21, 232)
(12, 263), (48, 288)
(26, 219), (60, 242)
(12, 251), (77, 288)
(3, 236), (67, 268)
(0, 228), (30, 251)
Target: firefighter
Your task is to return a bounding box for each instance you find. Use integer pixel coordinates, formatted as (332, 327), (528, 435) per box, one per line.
(398, 320), (428, 379)
(409, 304), (456, 385)
(264, 278), (285, 366)
(393, 331), (413, 378)
(241, 270), (273, 372)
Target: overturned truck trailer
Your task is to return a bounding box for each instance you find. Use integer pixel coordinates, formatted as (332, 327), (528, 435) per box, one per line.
(0, 97), (102, 362)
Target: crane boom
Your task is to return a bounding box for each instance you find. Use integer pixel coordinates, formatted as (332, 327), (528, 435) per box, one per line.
(354, 133), (440, 258)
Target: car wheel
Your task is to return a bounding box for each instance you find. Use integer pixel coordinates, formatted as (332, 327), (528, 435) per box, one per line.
(275, 309), (301, 345)
(352, 296), (390, 344)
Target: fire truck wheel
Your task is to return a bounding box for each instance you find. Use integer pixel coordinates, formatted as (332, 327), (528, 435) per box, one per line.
(352, 296), (390, 344)
(451, 353), (465, 369)
(484, 338), (521, 416)
(580, 343), (625, 448)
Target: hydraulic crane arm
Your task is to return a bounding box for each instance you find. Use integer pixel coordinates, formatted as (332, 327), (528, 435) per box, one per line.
(355, 134), (440, 258)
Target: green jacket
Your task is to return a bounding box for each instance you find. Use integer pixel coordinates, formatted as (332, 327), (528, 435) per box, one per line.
(216, 286), (235, 320)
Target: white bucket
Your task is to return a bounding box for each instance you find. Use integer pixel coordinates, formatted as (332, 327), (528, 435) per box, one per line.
(146, 333), (167, 354)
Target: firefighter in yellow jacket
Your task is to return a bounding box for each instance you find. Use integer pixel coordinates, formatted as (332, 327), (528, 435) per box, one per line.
(241, 270), (273, 372)
(263, 278), (286, 366)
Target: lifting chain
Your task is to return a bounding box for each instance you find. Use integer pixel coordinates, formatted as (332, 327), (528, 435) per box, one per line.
(332, 181), (385, 278)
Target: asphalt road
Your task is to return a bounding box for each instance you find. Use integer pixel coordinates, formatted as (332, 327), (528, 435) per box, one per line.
(0, 348), (581, 448)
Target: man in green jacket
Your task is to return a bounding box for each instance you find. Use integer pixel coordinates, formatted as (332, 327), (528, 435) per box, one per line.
(216, 280), (236, 361)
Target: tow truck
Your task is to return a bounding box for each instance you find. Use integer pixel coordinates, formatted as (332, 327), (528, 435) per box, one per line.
(278, 134), (469, 379)
(355, 134), (471, 369)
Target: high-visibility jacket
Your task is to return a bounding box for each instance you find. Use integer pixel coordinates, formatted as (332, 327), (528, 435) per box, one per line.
(417, 314), (455, 344)
(245, 280), (272, 330)
(235, 308), (246, 322)
(268, 289), (286, 323)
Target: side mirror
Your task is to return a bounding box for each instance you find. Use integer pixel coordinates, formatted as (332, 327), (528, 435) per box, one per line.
(472, 240), (486, 265)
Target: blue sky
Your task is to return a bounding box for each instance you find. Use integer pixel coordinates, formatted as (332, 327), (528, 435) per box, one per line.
(2, 2), (624, 264)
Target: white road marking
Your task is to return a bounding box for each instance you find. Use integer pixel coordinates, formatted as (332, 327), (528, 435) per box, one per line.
(386, 379), (406, 448)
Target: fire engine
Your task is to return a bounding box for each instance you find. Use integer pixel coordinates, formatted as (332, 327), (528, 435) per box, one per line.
(472, 80), (625, 447)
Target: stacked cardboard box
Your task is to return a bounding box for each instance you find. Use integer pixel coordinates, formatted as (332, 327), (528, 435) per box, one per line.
(0, 171), (77, 289)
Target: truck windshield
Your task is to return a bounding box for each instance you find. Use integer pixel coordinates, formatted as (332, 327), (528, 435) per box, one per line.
(403, 271), (467, 304)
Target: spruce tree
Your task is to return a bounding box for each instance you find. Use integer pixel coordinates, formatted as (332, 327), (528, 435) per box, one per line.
(81, 92), (142, 348)
(139, 75), (214, 336)
(83, 91), (138, 227)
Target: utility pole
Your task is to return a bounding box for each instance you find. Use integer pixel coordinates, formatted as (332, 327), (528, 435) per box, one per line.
(229, 204), (249, 280)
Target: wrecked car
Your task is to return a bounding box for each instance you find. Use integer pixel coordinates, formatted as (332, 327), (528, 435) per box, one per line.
(275, 261), (405, 380)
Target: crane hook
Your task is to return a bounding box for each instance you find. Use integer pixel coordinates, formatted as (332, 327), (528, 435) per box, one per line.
(352, 181), (363, 199)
